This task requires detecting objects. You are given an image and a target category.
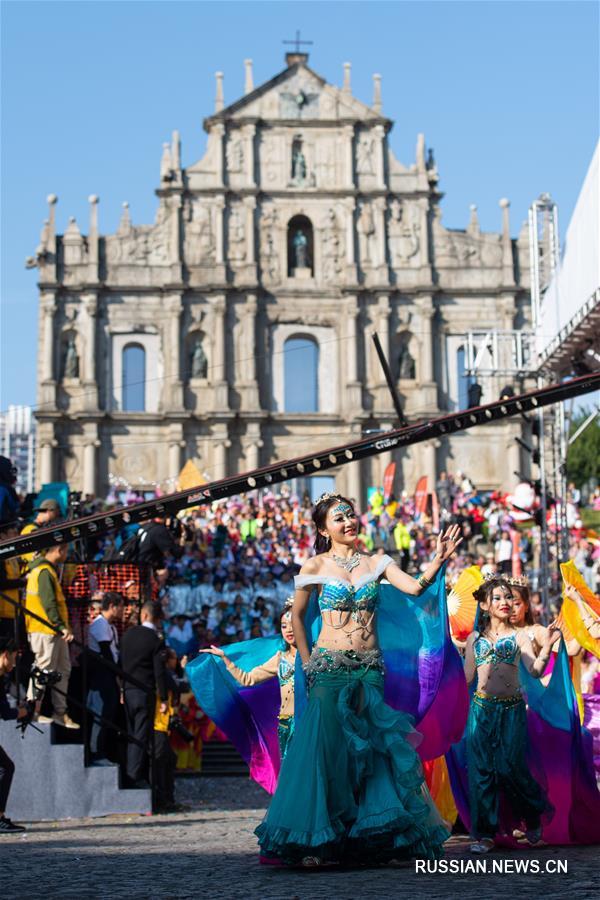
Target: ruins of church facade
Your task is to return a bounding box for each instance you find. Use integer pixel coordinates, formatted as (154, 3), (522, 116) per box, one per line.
(30, 52), (531, 500)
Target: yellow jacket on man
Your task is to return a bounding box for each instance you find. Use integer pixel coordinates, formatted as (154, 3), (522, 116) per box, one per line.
(0, 557), (22, 619)
(25, 558), (69, 635)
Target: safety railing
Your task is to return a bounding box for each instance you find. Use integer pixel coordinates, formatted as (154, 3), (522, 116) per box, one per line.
(0, 589), (158, 812)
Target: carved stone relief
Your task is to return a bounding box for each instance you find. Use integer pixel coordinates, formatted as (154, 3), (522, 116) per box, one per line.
(227, 204), (246, 261)
(321, 207), (345, 284)
(388, 199), (419, 266)
(356, 133), (376, 175)
(226, 135), (245, 173)
(260, 207), (280, 282)
(357, 200), (377, 266)
(106, 203), (170, 266)
(184, 198), (215, 265)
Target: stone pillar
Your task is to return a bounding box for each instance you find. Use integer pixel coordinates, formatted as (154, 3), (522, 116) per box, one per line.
(244, 124), (256, 186)
(343, 125), (355, 188)
(243, 423), (263, 471)
(213, 123), (225, 186)
(38, 427), (56, 487)
(165, 294), (184, 409)
(374, 124), (386, 189)
(371, 294), (392, 410)
(346, 460), (362, 509)
(343, 295), (362, 412)
(79, 292), (98, 411)
(499, 198), (515, 287)
(374, 197), (387, 269)
(212, 428), (231, 480)
(421, 441), (437, 491)
(41, 293), (56, 383)
(211, 294), (229, 409)
(236, 294), (260, 409)
(83, 431), (100, 496)
(214, 197), (225, 265)
(507, 436), (521, 484)
(418, 197), (430, 269)
(415, 294), (434, 384)
(244, 197), (256, 263)
(169, 441), (182, 480)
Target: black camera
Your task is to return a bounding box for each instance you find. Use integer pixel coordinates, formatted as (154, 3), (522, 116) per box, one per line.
(168, 714), (193, 743)
(30, 666), (62, 688)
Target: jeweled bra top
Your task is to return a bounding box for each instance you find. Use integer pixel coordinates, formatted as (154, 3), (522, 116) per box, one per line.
(294, 554), (393, 614)
(474, 632), (519, 667)
(278, 654), (295, 686)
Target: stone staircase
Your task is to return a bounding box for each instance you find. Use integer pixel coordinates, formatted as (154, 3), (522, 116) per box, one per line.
(0, 720), (151, 821)
(201, 740), (249, 777)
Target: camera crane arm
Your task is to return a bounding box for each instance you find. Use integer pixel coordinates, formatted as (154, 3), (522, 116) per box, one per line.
(0, 373), (597, 562)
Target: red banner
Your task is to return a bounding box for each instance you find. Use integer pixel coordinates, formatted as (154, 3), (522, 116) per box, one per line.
(383, 462), (396, 503)
(414, 476), (429, 517)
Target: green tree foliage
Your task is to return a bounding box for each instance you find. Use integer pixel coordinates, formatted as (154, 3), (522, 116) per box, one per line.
(566, 409), (600, 488)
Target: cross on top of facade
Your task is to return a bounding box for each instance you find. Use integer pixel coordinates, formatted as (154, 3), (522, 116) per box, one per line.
(282, 29), (313, 54)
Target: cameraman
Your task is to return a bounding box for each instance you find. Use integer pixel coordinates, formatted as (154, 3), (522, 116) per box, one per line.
(0, 636), (27, 833)
(137, 514), (184, 587)
(25, 544), (79, 729)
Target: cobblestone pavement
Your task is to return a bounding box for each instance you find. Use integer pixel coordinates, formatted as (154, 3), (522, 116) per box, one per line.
(2, 777), (597, 899)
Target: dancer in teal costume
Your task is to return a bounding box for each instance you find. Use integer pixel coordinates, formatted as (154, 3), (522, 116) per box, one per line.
(463, 577), (557, 853)
(255, 493), (464, 866)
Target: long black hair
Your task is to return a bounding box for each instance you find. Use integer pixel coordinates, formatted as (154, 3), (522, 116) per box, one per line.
(312, 494), (354, 554)
(473, 576), (512, 634)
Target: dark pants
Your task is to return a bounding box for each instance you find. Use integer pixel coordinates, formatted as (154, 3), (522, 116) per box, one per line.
(124, 688), (153, 782)
(154, 730), (176, 806)
(87, 667), (120, 760)
(0, 744), (15, 813)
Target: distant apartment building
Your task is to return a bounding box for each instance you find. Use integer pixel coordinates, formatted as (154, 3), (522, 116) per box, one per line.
(0, 405), (36, 494)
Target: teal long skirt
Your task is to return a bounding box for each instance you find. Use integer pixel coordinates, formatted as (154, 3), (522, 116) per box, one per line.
(467, 692), (549, 840)
(255, 665), (449, 864)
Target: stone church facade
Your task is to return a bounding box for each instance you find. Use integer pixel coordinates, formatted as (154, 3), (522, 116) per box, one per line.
(30, 52), (531, 502)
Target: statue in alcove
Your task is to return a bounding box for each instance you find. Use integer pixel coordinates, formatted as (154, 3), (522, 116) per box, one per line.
(292, 229), (308, 269)
(398, 339), (416, 380)
(291, 141), (307, 184)
(190, 335), (208, 379)
(63, 332), (79, 379)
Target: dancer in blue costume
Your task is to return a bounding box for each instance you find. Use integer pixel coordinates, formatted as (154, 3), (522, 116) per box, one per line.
(255, 492), (463, 867)
(463, 577), (558, 853)
(201, 600), (297, 759)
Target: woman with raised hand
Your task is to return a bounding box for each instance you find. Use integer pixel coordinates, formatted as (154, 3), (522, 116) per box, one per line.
(255, 492), (463, 867)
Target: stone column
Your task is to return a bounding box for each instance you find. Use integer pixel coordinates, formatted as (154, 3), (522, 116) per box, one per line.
(214, 197), (225, 265)
(211, 294), (229, 409)
(344, 295), (362, 411)
(374, 124), (386, 189)
(507, 435), (521, 483)
(244, 197), (256, 263)
(371, 294), (391, 410)
(374, 197), (387, 268)
(236, 294), (260, 409)
(346, 460), (362, 509)
(41, 293), (56, 383)
(213, 123), (225, 187)
(343, 125), (355, 188)
(421, 441), (437, 490)
(212, 430), (231, 480)
(165, 294), (184, 409)
(243, 423), (263, 471)
(38, 426), (57, 487)
(83, 432), (100, 496)
(244, 123), (256, 186)
(418, 197), (430, 269)
(39, 292), (57, 406)
(415, 295), (434, 384)
(169, 441), (182, 480)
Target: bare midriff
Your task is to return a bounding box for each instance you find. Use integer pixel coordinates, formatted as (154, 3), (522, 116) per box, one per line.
(315, 609), (378, 653)
(476, 661), (521, 698)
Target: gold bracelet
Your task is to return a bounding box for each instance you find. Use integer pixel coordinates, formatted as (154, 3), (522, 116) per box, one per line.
(417, 574), (433, 588)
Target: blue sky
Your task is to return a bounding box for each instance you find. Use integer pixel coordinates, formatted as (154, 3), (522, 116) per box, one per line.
(1, 0), (598, 410)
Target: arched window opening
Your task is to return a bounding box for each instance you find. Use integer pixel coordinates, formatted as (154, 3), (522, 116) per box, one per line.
(122, 343), (146, 411)
(456, 346), (474, 410)
(284, 336), (319, 412)
(287, 215), (314, 276)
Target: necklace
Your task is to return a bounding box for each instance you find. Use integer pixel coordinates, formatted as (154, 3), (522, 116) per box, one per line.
(330, 551), (362, 573)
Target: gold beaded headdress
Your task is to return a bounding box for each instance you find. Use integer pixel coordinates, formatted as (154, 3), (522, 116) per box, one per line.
(505, 574), (530, 588)
(315, 491), (343, 505)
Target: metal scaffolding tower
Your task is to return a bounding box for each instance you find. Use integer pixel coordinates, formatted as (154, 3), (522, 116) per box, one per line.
(528, 193), (565, 613)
